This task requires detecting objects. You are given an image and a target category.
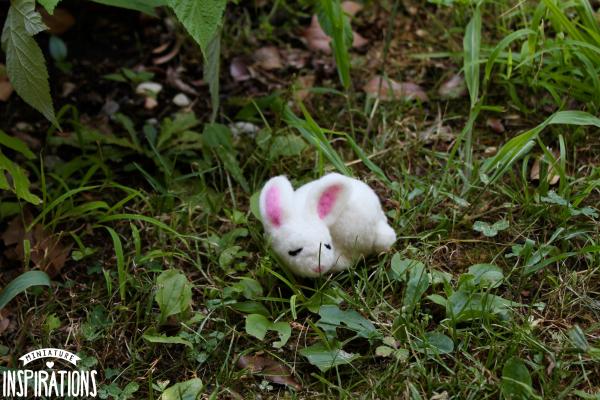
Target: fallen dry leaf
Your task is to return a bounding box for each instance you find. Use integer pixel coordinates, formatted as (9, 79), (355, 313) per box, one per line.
(230, 57), (251, 82)
(237, 354), (301, 391)
(2, 214), (72, 277)
(166, 66), (199, 96)
(341, 1), (363, 16)
(281, 48), (310, 69)
(40, 8), (75, 35)
(254, 46), (283, 70)
(0, 64), (13, 102)
(363, 76), (428, 102)
(486, 117), (505, 133)
(294, 74), (316, 101)
(530, 154), (560, 185)
(352, 31), (368, 49)
(152, 39), (182, 65)
(303, 15), (368, 54)
(438, 74), (466, 99)
(0, 81), (13, 102)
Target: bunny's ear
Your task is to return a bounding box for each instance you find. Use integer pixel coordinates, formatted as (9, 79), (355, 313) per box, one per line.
(309, 173), (352, 225)
(259, 176), (294, 229)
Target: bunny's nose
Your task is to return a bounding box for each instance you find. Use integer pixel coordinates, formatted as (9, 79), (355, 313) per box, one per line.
(313, 266), (323, 274)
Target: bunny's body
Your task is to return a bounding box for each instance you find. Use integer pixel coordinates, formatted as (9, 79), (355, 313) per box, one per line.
(259, 173), (396, 277)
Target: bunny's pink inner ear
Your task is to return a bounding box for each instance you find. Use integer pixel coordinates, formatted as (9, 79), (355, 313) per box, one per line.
(265, 186), (283, 227)
(317, 185), (343, 219)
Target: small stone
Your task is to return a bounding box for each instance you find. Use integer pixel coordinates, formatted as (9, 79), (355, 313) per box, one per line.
(173, 93), (191, 107)
(136, 82), (163, 97)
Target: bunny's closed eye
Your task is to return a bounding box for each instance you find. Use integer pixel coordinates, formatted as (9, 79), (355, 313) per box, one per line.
(288, 248), (303, 256)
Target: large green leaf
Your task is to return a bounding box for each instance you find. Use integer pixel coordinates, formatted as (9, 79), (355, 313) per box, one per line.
(0, 130), (35, 159)
(0, 150), (42, 204)
(245, 314), (291, 348)
(316, 305), (381, 340)
(166, 0), (227, 53)
(1, 0), (57, 126)
(0, 271), (51, 310)
(38, 0), (61, 14)
(91, 0), (167, 16)
(501, 357), (537, 399)
(161, 378), (203, 400)
(299, 342), (358, 372)
(155, 270), (193, 323)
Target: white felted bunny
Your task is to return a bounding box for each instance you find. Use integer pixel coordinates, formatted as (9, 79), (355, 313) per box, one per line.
(259, 173), (396, 277)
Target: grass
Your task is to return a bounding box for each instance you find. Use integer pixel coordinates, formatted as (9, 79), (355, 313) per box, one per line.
(1, 0), (600, 399)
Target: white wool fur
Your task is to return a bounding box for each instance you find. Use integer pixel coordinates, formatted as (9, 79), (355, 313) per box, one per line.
(259, 173), (396, 278)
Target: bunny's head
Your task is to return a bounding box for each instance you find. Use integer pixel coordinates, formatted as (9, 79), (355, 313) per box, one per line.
(259, 175), (351, 277)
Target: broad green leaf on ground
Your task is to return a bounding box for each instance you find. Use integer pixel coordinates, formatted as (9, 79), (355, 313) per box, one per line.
(415, 332), (454, 355)
(473, 220), (509, 237)
(299, 342), (358, 372)
(304, 288), (345, 313)
(269, 134), (307, 159)
(38, 0), (61, 14)
(501, 357), (537, 399)
(91, 0), (166, 16)
(166, 0), (226, 53)
(0, 271), (51, 310)
(245, 314), (291, 348)
(467, 264), (504, 288)
(0, 150), (42, 204)
(390, 255), (424, 281)
(1, 0), (57, 125)
(316, 305), (381, 340)
(161, 378), (203, 400)
(142, 330), (193, 348)
(155, 270), (192, 323)
(403, 261), (430, 312)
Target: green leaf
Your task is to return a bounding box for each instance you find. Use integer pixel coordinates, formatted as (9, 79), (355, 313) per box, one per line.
(269, 134), (307, 159)
(103, 226), (126, 302)
(91, 0), (166, 16)
(161, 378), (203, 400)
(142, 331), (193, 348)
(299, 342), (358, 372)
(390, 256), (423, 281)
(38, 0), (62, 14)
(567, 325), (590, 352)
(245, 314), (291, 348)
(463, 5), (481, 107)
(0, 150), (42, 204)
(0, 130), (35, 159)
(318, 0), (352, 88)
(416, 332), (454, 355)
(203, 31), (221, 122)
(0, 271), (51, 310)
(501, 357), (535, 399)
(467, 264), (504, 288)
(473, 220), (509, 237)
(167, 0), (227, 53)
(244, 314), (271, 340)
(481, 111), (600, 185)
(230, 301), (270, 317)
(403, 261), (430, 312)
(1, 0), (57, 126)
(316, 305), (381, 340)
(155, 270), (193, 323)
